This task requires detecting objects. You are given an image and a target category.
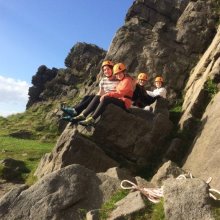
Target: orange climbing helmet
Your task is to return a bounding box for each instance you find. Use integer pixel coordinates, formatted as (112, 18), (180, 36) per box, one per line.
(101, 60), (114, 68)
(138, 73), (148, 81)
(113, 63), (126, 75)
(155, 76), (164, 83)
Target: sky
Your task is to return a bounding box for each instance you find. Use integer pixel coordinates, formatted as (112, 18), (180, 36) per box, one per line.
(0, 0), (134, 117)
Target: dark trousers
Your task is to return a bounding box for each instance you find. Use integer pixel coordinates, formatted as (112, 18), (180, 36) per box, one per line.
(91, 96), (126, 119)
(74, 95), (95, 114)
(133, 95), (158, 108)
(83, 95), (101, 117)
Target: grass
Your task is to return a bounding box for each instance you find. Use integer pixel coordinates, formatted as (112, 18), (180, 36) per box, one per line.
(99, 189), (165, 220)
(131, 199), (165, 220)
(0, 102), (60, 142)
(213, 207), (220, 220)
(204, 78), (218, 99)
(0, 135), (54, 185)
(99, 189), (129, 219)
(213, 0), (220, 26)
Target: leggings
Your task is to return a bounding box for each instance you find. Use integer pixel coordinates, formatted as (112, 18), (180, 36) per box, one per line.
(82, 95), (101, 117)
(74, 95), (95, 114)
(91, 96), (126, 120)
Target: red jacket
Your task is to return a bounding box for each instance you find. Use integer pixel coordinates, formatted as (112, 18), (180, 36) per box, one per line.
(103, 76), (134, 108)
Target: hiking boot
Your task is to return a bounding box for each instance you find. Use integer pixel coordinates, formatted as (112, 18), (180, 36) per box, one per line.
(78, 116), (95, 126)
(70, 113), (86, 124)
(61, 106), (77, 117)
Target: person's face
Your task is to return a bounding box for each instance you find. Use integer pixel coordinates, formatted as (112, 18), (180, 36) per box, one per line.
(115, 72), (125, 81)
(155, 81), (162, 88)
(103, 65), (113, 78)
(138, 79), (147, 86)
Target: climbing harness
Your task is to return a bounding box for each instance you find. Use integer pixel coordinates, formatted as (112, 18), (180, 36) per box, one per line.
(120, 173), (220, 203)
(120, 180), (163, 203)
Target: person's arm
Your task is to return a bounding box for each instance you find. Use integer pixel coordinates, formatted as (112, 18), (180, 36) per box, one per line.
(105, 78), (133, 98)
(147, 87), (167, 98)
(97, 78), (105, 96)
(146, 90), (156, 97)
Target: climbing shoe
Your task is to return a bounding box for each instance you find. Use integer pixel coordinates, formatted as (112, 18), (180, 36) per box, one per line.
(78, 116), (95, 126)
(61, 106), (77, 117)
(70, 113), (86, 124)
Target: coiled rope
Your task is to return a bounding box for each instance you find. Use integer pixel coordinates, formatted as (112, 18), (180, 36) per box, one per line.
(120, 173), (220, 203)
(120, 180), (163, 203)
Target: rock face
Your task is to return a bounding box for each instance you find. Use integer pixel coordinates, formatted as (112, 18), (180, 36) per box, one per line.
(27, 43), (106, 108)
(27, 65), (58, 108)
(26, 1), (217, 108)
(108, 191), (146, 220)
(163, 178), (213, 220)
(183, 91), (220, 189)
(151, 160), (185, 186)
(34, 127), (118, 178)
(0, 164), (121, 220)
(106, 0), (217, 100)
(180, 26), (220, 189)
(35, 101), (173, 178)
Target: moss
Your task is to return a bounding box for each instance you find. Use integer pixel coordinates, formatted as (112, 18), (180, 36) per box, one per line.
(99, 189), (129, 219)
(204, 78), (218, 99)
(212, 207), (220, 220)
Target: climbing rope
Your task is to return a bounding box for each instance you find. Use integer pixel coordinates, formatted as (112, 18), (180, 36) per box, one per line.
(120, 180), (163, 203)
(120, 173), (220, 203)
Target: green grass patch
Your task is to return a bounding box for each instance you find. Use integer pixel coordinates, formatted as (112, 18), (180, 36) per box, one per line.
(213, 0), (220, 26)
(0, 102), (60, 142)
(213, 207), (220, 220)
(204, 78), (218, 99)
(130, 199), (165, 220)
(0, 135), (54, 184)
(99, 189), (129, 219)
(99, 189), (165, 220)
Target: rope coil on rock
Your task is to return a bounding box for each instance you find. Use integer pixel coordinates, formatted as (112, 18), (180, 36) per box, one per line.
(120, 173), (220, 203)
(176, 173), (220, 201)
(120, 180), (163, 203)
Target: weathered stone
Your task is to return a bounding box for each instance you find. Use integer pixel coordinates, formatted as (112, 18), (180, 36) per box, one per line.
(183, 91), (220, 190)
(106, 0), (216, 101)
(163, 178), (214, 220)
(35, 125), (118, 178)
(164, 138), (184, 163)
(9, 130), (33, 139)
(151, 160), (185, 186)
(0, 164), (121, 220)
(108, 191), (146, 220)
(179, 26), (220, 190)
(103, 167), (135, 182)
(86, 210), (99, 220)
(0, 158), (29, 182)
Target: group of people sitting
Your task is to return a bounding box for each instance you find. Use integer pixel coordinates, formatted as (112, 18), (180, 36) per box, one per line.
(61, 60), (167, 126)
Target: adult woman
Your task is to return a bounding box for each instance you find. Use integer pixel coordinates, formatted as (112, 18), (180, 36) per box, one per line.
(132, 72), (150, 108)
(78, 63), (134, 126)
(62, 60), (119, 121)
